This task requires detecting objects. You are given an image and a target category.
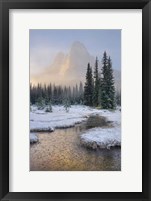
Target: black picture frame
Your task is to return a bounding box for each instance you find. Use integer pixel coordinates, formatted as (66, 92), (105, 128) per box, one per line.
(0, 0), (151, 200)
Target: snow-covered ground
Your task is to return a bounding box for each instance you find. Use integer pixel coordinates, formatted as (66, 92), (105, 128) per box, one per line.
(30, 105), (99, 132)
(30, 105), (121, 148)
(80, 107), (121, 149)
(30, 133), (39, 144)
(80, 127), (121, 149)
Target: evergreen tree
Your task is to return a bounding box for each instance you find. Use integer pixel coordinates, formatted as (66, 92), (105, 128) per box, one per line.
(63, 99), (71, 112)
(100, 51), (108, 109)
(47, 83), (52, 102)
(101, 52), (115, 109)
(107, 56), (116, 108)
(36, 96), (45, 110)
(75, 84), (79, 104)
(58, 86), (63, 104)
(93, 57), (100, 106)
(45, 100), (53, 112)
(44, 84), (49, 105)
(68, 86), (72, 103)
(53, 85), (60, 104)
(84, 63), (94, 106)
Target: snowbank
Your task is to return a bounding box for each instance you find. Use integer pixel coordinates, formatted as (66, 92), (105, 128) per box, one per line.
(79, 107), (121, 149)
(30, 105), (95, 132)
(30, 121), (54, 132)
(80, 127), (121, 149)
(30, 105), (121, 134)
(30, 133), (38, 143)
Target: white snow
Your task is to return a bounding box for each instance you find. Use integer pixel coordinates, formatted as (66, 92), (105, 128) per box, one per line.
(80, 108), (121, 149)
(30, 105), (121, 149)
(80, 127), (121, 149)
(30, 105), (120, 131)
(30, 105), (99, 132)
(30, 133), (38, 143)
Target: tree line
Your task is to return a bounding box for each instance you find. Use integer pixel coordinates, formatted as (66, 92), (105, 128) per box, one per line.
(30, 82), (84, 106)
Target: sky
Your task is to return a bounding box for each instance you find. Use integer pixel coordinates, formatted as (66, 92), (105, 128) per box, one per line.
(30, 29), (121, 77)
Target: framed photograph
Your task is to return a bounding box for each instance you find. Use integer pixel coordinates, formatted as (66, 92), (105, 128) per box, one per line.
(0, 0), (151, 200)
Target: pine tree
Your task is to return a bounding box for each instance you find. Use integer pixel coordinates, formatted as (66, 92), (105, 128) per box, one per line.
(74, 84), (79, 104)
(93, 57), (100, 107)
(36, 96), (45, 110)
(101, 52), (115, 109)
(68, 86), (72, 103)
(47, 83), (52, 102)
(63, 99), (71, 112)
(53, 85), (59, 104)
(84, 63), (94, 106)
(100, 51), (108, 109)
(45, 100), (53, 112)
(107, 56), (115, 109)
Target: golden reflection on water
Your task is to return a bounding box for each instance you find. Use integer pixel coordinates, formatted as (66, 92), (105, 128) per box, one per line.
(30, 125), (121, 171)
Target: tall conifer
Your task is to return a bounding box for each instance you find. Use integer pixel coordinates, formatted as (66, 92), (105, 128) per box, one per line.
(84, 63), (94, 106)
(93, 57), (100, 106)
(101, 52), (115, 109)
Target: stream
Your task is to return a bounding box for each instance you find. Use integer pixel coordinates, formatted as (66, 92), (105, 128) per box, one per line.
(30, 122), (121, 171)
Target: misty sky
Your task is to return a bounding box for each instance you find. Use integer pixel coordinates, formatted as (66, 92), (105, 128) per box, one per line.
(30, 29), (121, 77)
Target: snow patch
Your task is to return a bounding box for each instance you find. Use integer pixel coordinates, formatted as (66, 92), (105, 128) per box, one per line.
(30, 133), (38, 144)
(30, 121), (54, 132)
(81, 127), (121, 149)
(30, 105), (93, 132)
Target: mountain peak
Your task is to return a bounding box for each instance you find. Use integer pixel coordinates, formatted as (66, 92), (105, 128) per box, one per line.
(70, 41), (87, 51)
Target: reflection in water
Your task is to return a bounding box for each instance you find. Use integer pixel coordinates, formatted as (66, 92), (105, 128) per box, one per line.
(30, 124), (121, 171)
